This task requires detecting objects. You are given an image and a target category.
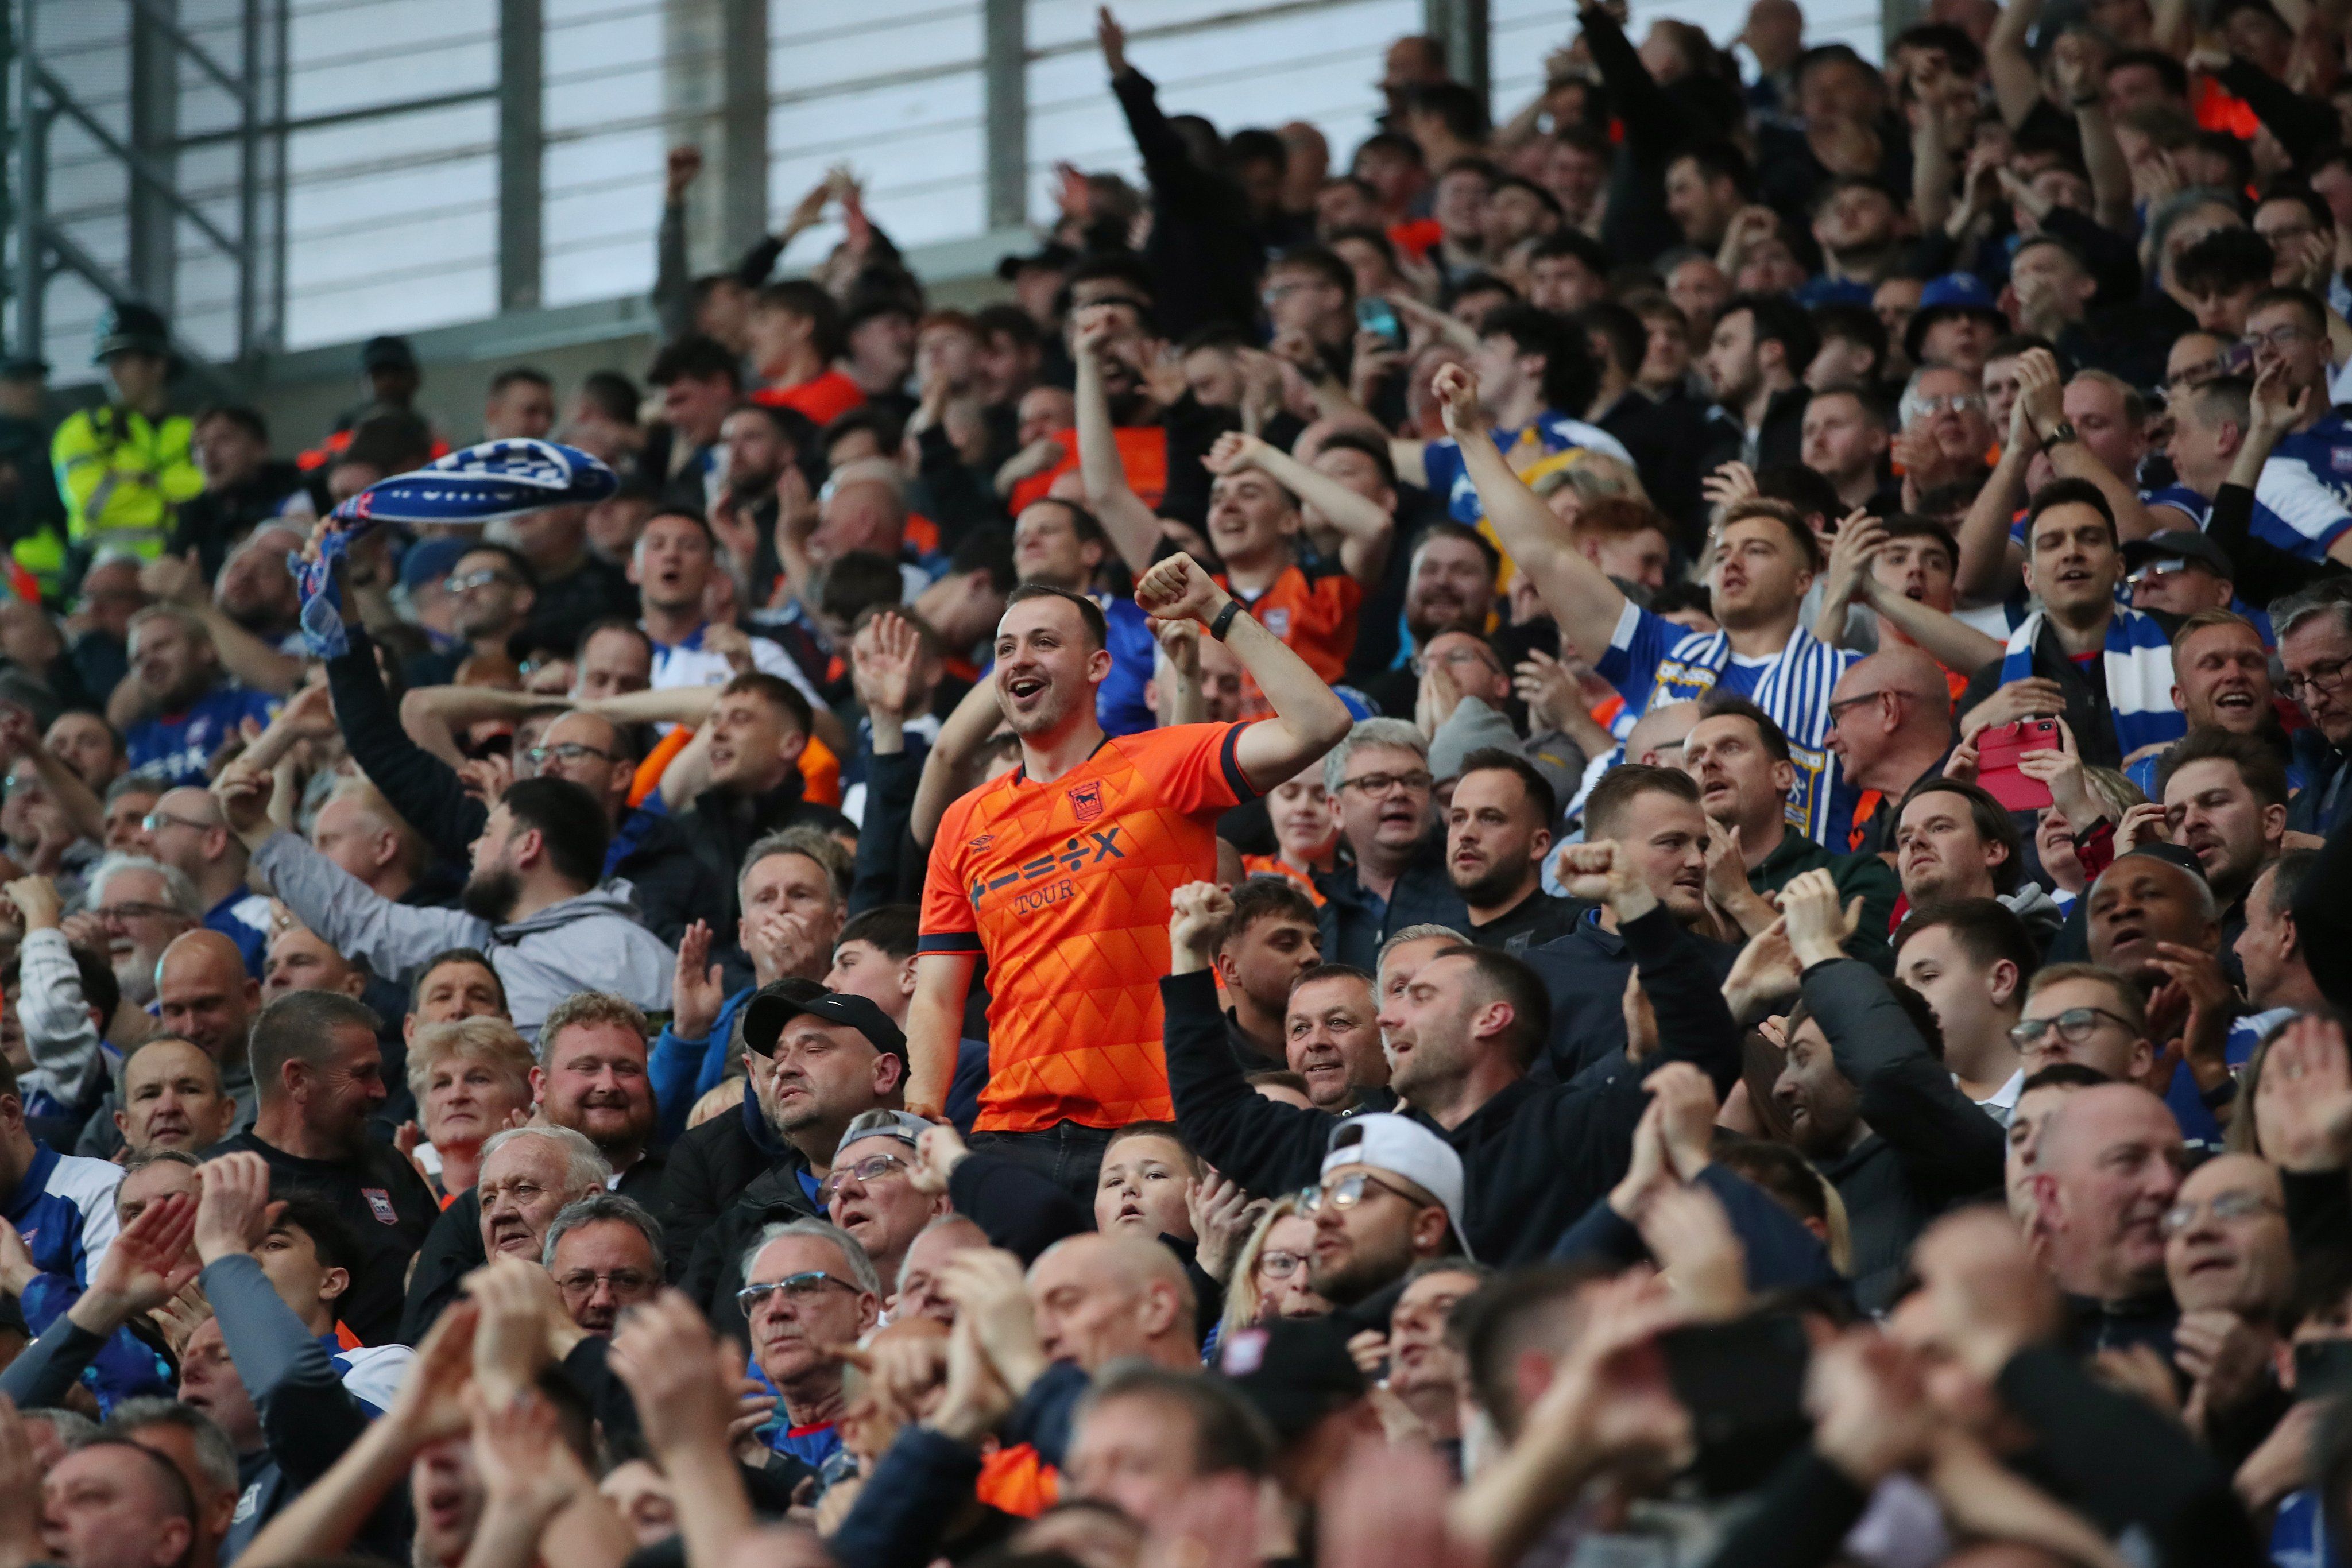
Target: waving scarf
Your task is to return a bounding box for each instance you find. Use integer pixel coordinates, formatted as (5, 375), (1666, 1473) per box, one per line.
(1998, 605), (2184, 760)
(294, 439), (616, 658)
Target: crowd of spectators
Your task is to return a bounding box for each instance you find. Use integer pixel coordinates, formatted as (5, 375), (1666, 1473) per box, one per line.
(5, 1), (2352, 1566)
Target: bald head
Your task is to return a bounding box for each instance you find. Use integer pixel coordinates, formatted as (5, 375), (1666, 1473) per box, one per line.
(1827, 646), (1955, 792)
(1028, 1233), (1198, 1373)
(2033, 1082), (2185, 1302)
(148, 788), (242, 896)
(1625, 700), (1699, 768)
(156, 930), (261, 1066)
(311, 784), (424, 899)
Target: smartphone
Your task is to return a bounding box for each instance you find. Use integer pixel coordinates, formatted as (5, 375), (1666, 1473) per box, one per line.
(1658, 1313), (1813, 1496)
(2295, 1339), (2352, 1399)
(1355, 297), (1405, 351)
(2218, 339), (2256, 378)
(1976, 717), (2062, 812)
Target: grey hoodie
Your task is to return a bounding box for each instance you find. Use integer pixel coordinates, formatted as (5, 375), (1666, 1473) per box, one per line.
(253, 831), (675, 1039)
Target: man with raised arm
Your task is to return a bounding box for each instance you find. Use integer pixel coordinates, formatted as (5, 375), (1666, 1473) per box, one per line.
(906, 556), (1352, 1198)
(1432, 362), (1861, 846)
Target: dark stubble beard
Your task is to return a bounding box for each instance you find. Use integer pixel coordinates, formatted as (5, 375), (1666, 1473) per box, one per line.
(461, 865), (522, 924)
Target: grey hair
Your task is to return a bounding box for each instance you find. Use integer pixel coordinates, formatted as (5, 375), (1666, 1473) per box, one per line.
(740, 1216), (880, 1298)
(2272, 580), (2352, 645)
(102, 1397), (240, 1499)
(1898, 361), (1980, 428)
(1321, 717), (1429, 796)
(480, 1125), (611, 1196)
(895, 1212), (987, 1296)
(541, 1191), (664, 1269)
(28, 1407), (102, 1447)
(1378, 924), (1468, 975)
(737, 826), (850, 912)
(84, 853), (203, 920)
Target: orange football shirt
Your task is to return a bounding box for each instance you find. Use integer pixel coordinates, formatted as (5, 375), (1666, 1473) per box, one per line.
(919, 721), (1262, 1132)
(1217, 559), (1363, 695)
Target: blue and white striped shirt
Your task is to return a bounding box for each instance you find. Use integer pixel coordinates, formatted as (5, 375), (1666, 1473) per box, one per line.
(1595, 601), (1860, 846)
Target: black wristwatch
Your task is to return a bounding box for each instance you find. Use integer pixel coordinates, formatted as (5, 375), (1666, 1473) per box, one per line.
(1209, 600), (1242, 641)
(2041, 419), (2080, 448)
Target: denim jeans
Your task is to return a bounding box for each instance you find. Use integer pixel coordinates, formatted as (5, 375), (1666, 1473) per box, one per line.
(969, 1121), (1121, 1206)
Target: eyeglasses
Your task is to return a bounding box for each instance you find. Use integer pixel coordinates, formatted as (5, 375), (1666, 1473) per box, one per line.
(1911, 393), (1984, 416)
(1825, 690), (1893, 725)
(2160, 1190), (2281, 1237)
(524, 742), (613, 768)
(815, 1152), (910, 1206)
(446, 568), (517, 594)
(2241, 324), (2311, 354)
(1299, 1171), (1423, 1215)
(98, 900), (181, 923)
(555, 1268), (654, 1298)
(2010, 1006), (2139, 1050)
(2126, 560), (2194, 586)
(1257, 1249), (1305, 1279)
(1339, 770), (1434, 797)
(736, 1271), (861, 1314)
(142, 811), (213, 834)
(2284, 653), (2352, 700)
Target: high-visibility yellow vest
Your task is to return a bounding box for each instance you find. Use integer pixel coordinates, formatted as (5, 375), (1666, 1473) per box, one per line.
(39, 404), (202, 584)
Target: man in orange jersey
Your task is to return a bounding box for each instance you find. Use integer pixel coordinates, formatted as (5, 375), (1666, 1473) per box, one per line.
(907, 555), (1352, 1198)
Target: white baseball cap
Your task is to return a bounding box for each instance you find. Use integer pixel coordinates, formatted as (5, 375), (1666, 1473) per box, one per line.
(1321, 1114), (1473, 1261)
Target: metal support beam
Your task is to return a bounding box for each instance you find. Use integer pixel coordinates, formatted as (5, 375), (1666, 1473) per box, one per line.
(128, 0), (179, 311)
(718, 0), (767, 264)
(499, 0), (544, 312)
(982, 0), (1027, 232)
(1423, 0), (1487, 98)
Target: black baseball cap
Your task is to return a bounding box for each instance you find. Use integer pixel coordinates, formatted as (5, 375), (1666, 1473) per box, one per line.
(361, 335), (419, 373)
(1212, 1317), (1367, 1443)
(741, 985), (907, 1061)
(2123, 528), (2233, 579)
(996, 241), (1077, 281)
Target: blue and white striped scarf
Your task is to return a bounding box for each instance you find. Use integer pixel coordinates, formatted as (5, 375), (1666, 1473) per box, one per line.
(1644, 621), (1853, 845)
(1998, 606), (2184, 760)
(295, 439), (616, 657)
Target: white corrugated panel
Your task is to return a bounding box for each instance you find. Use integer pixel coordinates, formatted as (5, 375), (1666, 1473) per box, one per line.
(768, 1), (988, 260)
(1023, 0), (1421, 224)
(543, 0), (667, 307)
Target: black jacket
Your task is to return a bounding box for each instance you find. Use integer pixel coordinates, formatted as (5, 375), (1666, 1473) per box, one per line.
(675, 775), (841, 984)
(654, 1090), (792, 1284)
(684, 1158), (822, 1348)
(1698, 384), (1809, 477)
(1465, 889), (1584, 957)
(1798, 957), (2006, 1310)
(1520, 911), (1742, 1082)
(1108, 68), (1268, 342)
(1162, 903), (1742, 1262)
(1952, 607), (2184, 772)
(1313, 837), (1471, 973)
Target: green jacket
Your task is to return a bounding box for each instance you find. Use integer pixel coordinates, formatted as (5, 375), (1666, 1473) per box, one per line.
(1748, 826), (1902, 970)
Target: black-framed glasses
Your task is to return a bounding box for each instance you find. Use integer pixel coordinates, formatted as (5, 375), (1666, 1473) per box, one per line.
(446, 568), (517, 594)
(1825, 690), (1893, 725)
(2160, 1190), (2282, 1237)
(736, 1271), (861, 1314)
(2284, 653), (2352, 700)
(2010, 1006), (2138, 1050)
(1257, 1248), (1305, 1279)
(1298, 1171), (1423, 1215)
(98, 900), (181, 923)
(816, 1153), (909, 1206)
(524, 742), (612, 768)
(1339, 770), (1433, 797)
(2241, 324), (2311, 354)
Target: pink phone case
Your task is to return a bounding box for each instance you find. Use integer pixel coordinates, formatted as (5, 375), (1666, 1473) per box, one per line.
(1975, 719), (2060, 811)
